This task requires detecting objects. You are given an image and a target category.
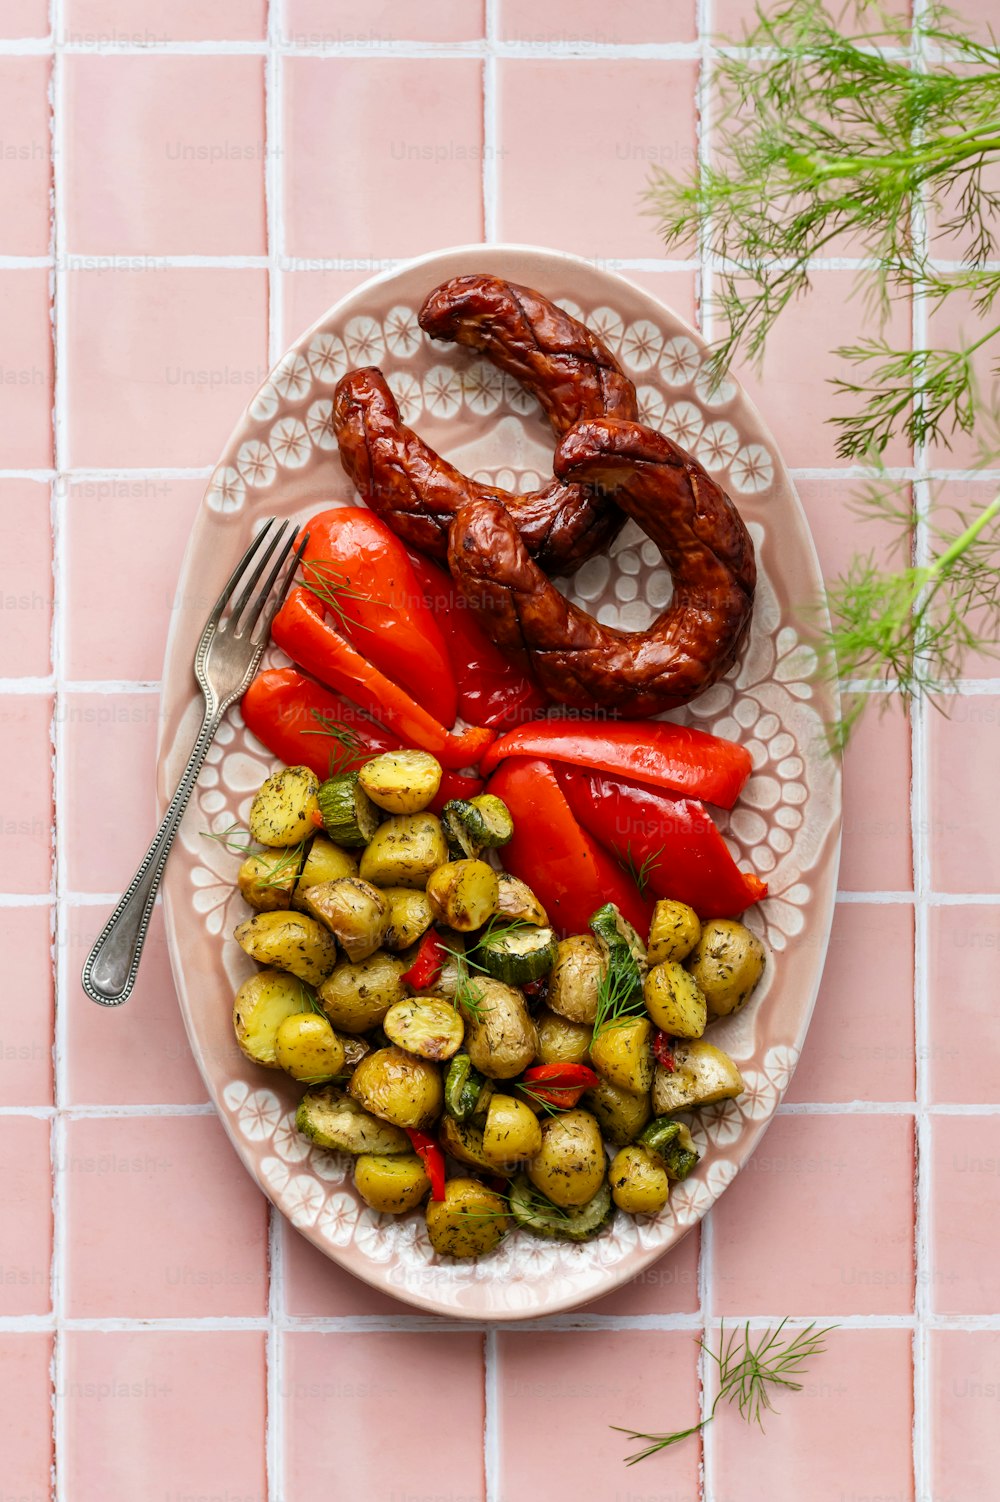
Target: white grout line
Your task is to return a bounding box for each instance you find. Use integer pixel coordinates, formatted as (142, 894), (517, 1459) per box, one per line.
(483, 1328), (500, 1502)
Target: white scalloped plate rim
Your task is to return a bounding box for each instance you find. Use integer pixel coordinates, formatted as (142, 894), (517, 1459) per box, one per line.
(158, 243), (842, 1320)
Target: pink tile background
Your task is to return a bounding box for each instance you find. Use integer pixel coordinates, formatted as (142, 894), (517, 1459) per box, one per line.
(2, 2), (995, 1498)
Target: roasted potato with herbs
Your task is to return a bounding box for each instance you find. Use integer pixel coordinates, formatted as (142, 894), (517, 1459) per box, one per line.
(274, 1011), (346, 1081)
(652, 1039), (744, 1113)
(647, 899), (701, 965)
(348, 1045), (444, 1129)
(610, 1144), (671, 1215)
(425, 1177), (508, 1258)
(643, 962), (708, 1039)
(547, 934), (604, 1025)
(590, 1016), (654, 1094)
(438, 1113), (512, 1176)
(292, 836), (358, 904)
(296, 1085), (410, 1154)
(495, 872), (548, 926)
(527, 1108), (606, 1209)
(583, 1078), (652, 1147)
(358, 749), (442, 814)
(248, 765), (320, 847)
(381, 887), (434, 951)
(461, 978), (538, 1080)
(534, 1007), (593, 1067)
(482, 1093), (542, 1168)
(383, 996), (464, 1061)
(354, 1153), (431, 1214)
(301, 877), (390, 962)
(425, 858), (499, 932)
(233, 910), (337, 986)
(233, 969), (314, 1068)
(359, 812), (449, 889)
(686, 919), (766, 1018)
(237, 847), (301, 912)
(318, 951), (408, 1033)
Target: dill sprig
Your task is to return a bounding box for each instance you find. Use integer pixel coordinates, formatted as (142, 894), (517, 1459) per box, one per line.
(301, 709), (367, 777)
(591, 955), (646, 1039)
(200, 825), (305, 889)
(440, 918), (535, 1022)
(622, 844), (662, 896)
(614, 1320), (837, 1463)
(301, 558), (373, 634)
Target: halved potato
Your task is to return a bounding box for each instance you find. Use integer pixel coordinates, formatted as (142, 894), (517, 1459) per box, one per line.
(534, 1007), (593, 1067)
(233, 910), (337, 986)
(381, 887), (435, 951)
(547, 934), (603, 1024)
(583, 1078), (652, 1147)
(647, 899), (701, 965)
(237, 847), (301, 912)
(301, 877), (389, 962)
(590, 1016), (654, 1094)
(462, 978), (537, 1080)
(425, 1178), (508, 1258)
(438, 1113), (513, 1176)
(273, 1011), (346, 1081)
(526, 1108), (606, 1209)
(644, 962), (707, 1039)
(651, 1039), (744, 1113)
(233, 969), (313, 1068)
(248, 765), (320, 847)
(425, 859), (499, 932)
(354, 1153), (430, 1214)
(359, 813), (448, 889)
(686, 920), (766, 1019)
(319, 952), (408, 1034)
(358, 750), (442, 814)
(610, 1144), (671, 1215)
(495, 872), (548, 926)
(482, 1093), (542, 1169)
(383, 997), (464, 1061)
(292, 836), (358, 906)
(348, 1045), (444, 1129)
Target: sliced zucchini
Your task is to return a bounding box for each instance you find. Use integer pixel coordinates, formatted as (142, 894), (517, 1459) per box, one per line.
(590, 902), (647, 1015)
(443, 1053), (490, 1121)
(295, 1085), (410, 1154)
(495, 872), (548, 927)
(639, 1118), (701, 1180)
(442, 794), (514, 858)
(475, 924), (558, 986)
(316, 770), (381, 848)
(438, 1113), (513, 1176)
(509, 1174), (614, 1242)
(358, 750), (442, 815)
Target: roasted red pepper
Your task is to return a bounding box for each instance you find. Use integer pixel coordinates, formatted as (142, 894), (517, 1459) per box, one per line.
(301, 509), (457, 728)
(556, 765), (767, 918)
(405, 551), (548, 731)
(518, 1062), (600, 1108)
(406, 1129), (446, 1201)
(240, 668), (482, 810)
(479, 719), (752, 810)
(400, 929), (445, 990)
(653, 1032), (675, 1071)
(485, 758), (653, 937)
(272, 588), (495, 771)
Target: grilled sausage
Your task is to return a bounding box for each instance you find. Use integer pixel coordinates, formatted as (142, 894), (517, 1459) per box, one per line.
(446, 418), (756, 717)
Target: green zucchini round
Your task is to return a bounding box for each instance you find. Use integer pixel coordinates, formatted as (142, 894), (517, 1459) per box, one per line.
(508, 1174), (614, 1242)
(317, 771), (381, 848)
(475, 925), (558, 986)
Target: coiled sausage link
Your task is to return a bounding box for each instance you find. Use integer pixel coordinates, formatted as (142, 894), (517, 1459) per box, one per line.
(446, 418), (757, 717)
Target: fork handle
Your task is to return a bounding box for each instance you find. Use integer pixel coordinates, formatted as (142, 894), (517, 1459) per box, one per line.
(81, 707), (222, 1007)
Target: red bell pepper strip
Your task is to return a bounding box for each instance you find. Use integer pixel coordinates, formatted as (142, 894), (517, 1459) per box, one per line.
(556, 764), (767, 919)
(240, 668), (482, 811)
(518, 1062), (600, 1108)
(272, 588), (495, 771)
(405, 551), (549, 732)
(406, 1129), (446, 1201)
(653, 1033), (675, 1070)
(400, 929), (445, 990)
(479, 720), (752, 810)
(301, 509), (457, 728)
(485, 758), (654, 937)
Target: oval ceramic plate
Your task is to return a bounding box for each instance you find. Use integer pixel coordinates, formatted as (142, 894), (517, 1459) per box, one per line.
(159, 244), (841, 1319)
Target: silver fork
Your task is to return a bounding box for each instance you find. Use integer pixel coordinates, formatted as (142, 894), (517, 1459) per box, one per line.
(81, 516), (309, 1007)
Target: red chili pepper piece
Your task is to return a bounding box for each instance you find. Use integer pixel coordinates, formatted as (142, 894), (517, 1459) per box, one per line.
(301, 509), (457, 728)
(406, 1128), (446, 1201)
(405, 551), (549, 731)
(653, 1032), (675, 1071)
(556, 764), (766, 918)
(271, 588), (495, 771)
(518, 1061), (601, 1109)
(485, 758), (653, 937)
(479, 719), (752, 810)
(400, 929), (445, 991)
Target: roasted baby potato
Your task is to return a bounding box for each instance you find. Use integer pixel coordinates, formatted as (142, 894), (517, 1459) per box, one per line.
(233, 910), (337, 986)
(526, 1108), (606, 1209)
(383, 997), (464, 1061)
(425, 1177), (508, 1259)
(233, 969), (314, 1068)
(547, 934), (604, 1024)
(348, 1045), (444, 1129)
(438, 1113), (512, 1176)
(248, 765), (320, 847)
(590, 1016), (655, 1094)
(354, 1152), (430, 1214)
(295, 1085), (409, 1154)
(610, 1144), (671, 1215)
(274, 1011), (346, 1081)
(583, 1078), (652, 1147)
(301, 877), (390, 962)
(686, 919), (766, 1019)
(359, 813), (449, 889)
(358, 749), (442, 814)
(237, 847), (301, 912)
(534, 1007), (593, 1067)
(647, 899), (702, 965)
(482, 1093), (542, 1169)
(292, 836), (358, 905)
(651, 1039), (744, 1113)
(643, 962), (708, 1039)
(495, 872), (548, 927)
(461, 978), (538, 1080)
(381, 887), (434, 951)
(319, 952), (408, 1033)
(425, 858), (499, 932)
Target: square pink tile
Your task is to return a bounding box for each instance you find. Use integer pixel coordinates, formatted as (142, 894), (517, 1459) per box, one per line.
(284, 0), (484, 42)
(495, 1330), (701, 1499)
(714, 1328), (913, 1502)
(0, 906), (53, 1108)
(0, 1116), (52, 1316)
(62, 1331), (266, 1502)
(62, 691), (160, 894)
(795, 475), (912, 588)
(0, 0), (49, 37)
(931, 1114), (1000, 1315)
(838, 694), (913, 893)
(65, 477), (202, 682)
(0, 695), (52, 895)
(713, 1113), (915, 1314)
(586, 1224), (701, 1316)
(66, 56), (266, 256)
(64, 1114), (268, 1317)
(496, 60), (697, 260)
(66, 268), (268, 468)
(283, 1332), (485, 1501)
(282, 267), (383, 348)
(0, 1334), (53, 1501)
(63, 0), (266, 42)
(931, 1330), (1000, 1500)
(930, 480), (1000, 680)
(926, 287), (999, 470)
(928, 904), (1000, 1105)
(0, 271), (53, 469)
(63, 902), (207, 1106)
(929, 696), (1000, 893)
(0, 58), (51, 257)
(785, 902), (915, 1104)
(0, 479), (52, 679)
(284, 59), (484, 262)
(499, 0), (696, 42)
(619, 267), (698, 332)
(282, 1219), (422, 1317)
